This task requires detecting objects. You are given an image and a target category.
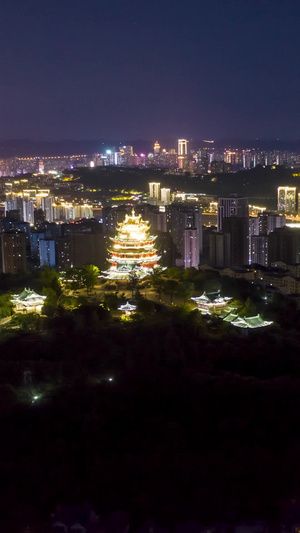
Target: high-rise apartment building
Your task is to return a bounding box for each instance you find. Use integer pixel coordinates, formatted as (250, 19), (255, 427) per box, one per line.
(248, 212), (286, 265)
(268, 226), (300, 264)
(222, 217), (249, 267)
(224, 149), (242, 167)
(4, 196), (23, 217)
(249, 235), (268, 266)
(249, 216), (259, 237)
(242, 149), (253, 169)
(30, 231), (45, 261)
(209, 232), (231, 268)
(145, 209), (167, 233)
(102, 205), (128, 233)
(70, 233), (107, 270)
(277, 187), (296, 214)
(4, 200), (17, 215)
(23, 200), (34, 224)
(56, 237), (71, 270)
(160, 188), (171, 204)
(258, 212), (286, 235)
(41, 196), (54, 222)
(39, 239), (56, 268)
(1, 231), (27, 273)
(149, 182), (161, 199)
(169, 204), (202, 266)
(217, 196), (249, 231)
(184, 228), (199, 269)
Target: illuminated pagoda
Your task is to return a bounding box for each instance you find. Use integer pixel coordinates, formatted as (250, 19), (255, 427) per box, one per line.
(191, 291), (232, 314)
(103, 209), (160, 280)
(11, 288), (47, 314)
(118, 301), (137, 316)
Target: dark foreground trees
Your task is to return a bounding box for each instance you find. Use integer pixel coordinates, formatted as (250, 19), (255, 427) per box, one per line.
(0, 305), (300, 528)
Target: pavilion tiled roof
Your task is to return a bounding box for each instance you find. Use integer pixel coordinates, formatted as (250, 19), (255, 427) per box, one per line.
(12, 289), (46, 302)
(223, 312), (273, 329)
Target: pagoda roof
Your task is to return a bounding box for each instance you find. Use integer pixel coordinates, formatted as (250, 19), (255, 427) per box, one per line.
(102, 263), (160, 280)
(118, 301), (137, 311)
(223, 312), (273, 329)
(108, 255), (160, 264)
(111, 236), (156, 243)
(192, 291), (231, 304)
(116, 209), (150, 229)
(12, 289), (46, 302)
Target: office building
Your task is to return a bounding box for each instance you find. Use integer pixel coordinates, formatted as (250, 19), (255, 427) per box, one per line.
(178, 139), (188, 156)
(1, 231), (27, 273)
(178, 139), (188, 169)
(277, 187), (296, 214)
(217, 196), (249, 231)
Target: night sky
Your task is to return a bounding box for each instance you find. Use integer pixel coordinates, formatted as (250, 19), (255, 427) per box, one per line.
(1, 0), (300, 141)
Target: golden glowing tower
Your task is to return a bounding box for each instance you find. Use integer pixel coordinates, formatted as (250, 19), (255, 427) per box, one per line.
(154, 141), (160, 155)
(103, 209), (160, 280)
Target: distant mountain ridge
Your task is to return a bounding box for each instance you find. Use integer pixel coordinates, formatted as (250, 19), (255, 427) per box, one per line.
(1, 138), (300, 158)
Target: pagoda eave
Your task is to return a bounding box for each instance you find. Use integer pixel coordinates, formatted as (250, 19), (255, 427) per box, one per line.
(108, 256), (160, 264)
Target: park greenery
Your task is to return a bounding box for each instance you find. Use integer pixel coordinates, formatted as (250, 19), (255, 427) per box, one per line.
(0, 265), (300, 528)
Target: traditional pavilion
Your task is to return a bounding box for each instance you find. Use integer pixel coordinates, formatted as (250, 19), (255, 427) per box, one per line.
(191, 291), (232, 314)
(118, 301), (137, 316)
(103, 209), (160, 280)
(11, 289), (47, 314)
(222, 312), (273, 329)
